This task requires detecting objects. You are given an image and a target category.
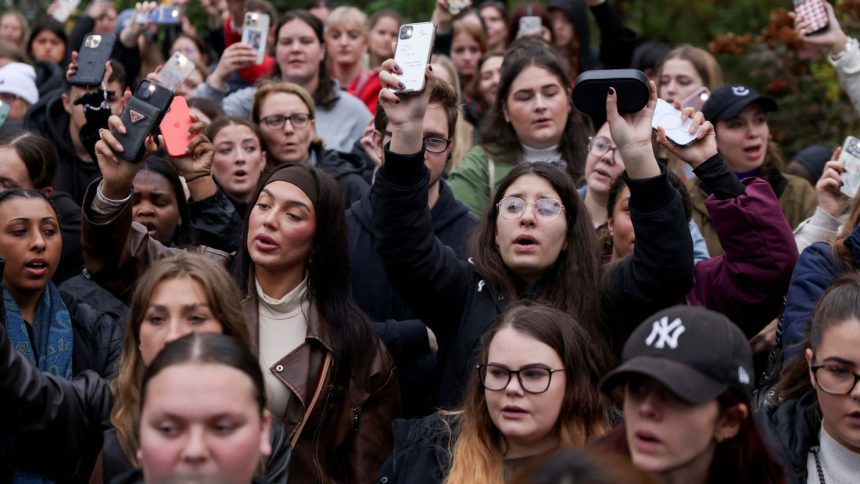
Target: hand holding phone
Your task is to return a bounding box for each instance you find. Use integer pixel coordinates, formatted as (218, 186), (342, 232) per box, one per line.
(794, 0), (830, 35)
(160, 96), (193, 157)
(839, 136), (860, 198)
(393, 22), (436, 93)
(70, 34), (116, 86)
(518, 16), (542, 37)
(681, 87), (710, 112)
(652, 99), (698, 146)
(242, 12), (270, 65)
(113, 80), (174, 163)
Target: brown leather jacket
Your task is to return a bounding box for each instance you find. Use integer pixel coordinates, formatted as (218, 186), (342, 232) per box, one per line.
(81, 180), (401, 482)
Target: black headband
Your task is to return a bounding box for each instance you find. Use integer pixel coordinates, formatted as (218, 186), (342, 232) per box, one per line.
(264, 164), (318, 207)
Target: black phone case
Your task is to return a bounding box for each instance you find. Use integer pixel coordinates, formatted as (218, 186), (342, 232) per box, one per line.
(572, 69), (649, 115)
(115, 97), (161, 163)
(69, 34), (116, 86)
(134, 80), (174, 123)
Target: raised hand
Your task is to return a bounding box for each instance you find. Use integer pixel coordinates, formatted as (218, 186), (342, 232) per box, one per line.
(816, 156), (849, 218)
(208, 43), (258, 90)
(94, 115), (156, 199)
(606, 80), (660, 178)
(656, 101), (718, 169)
(378, 58), (436, 154)
(792, 2), (849, 56)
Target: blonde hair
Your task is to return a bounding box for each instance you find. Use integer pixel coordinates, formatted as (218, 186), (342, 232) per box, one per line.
(110, 254), (250, 465)
(325, 6), (367, 32)
(658, 44), (724, 92)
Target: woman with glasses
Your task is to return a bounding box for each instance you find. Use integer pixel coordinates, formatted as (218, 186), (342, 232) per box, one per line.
(251, 81), (369, 205)
(448, 38), (592, 218)
(374, 58), (697, 407)
(764, 273), (860, 483)
(379, 303), (610, 483)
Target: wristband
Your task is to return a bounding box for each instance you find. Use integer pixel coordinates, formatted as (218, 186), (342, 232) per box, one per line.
(185, 173), (211, 184)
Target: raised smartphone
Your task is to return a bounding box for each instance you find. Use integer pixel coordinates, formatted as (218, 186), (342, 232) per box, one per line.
(160, 96), (194, 157)
(113, 80), (174, 163)
(51, 0), (81, 23)
(70, 34), (116, 86)
(518, 16), (542, 36)
(681, 86), (711, 112)
(794, 0), (830, 35)
(242, 12), (270, 65)
(393, 22), (436, 94)
(839, 136), (860, 198)
(652, 98), (698, 146)
(158, 51), (196, 93)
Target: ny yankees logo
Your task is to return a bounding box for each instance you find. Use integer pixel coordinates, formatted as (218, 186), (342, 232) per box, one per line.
(645, 317), (686, 349)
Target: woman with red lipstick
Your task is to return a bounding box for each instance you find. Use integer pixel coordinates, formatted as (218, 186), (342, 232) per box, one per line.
(598, 305), (784, 484)
(689, 84), (816, 256)
(207, 116), (269, 217)
(84, 118), (400, 481)
(379, 303), (610, 483)
(765, 274), (860, 483)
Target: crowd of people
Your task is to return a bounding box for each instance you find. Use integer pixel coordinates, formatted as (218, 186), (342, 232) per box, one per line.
(1, 0), (860, 482)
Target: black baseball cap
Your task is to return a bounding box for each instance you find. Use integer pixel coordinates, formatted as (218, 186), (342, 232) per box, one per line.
(702, 84), (778, 122)
(600, 305), (754, 405)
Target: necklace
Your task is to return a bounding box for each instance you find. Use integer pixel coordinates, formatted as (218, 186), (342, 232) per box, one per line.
(812, 445), (826, 484)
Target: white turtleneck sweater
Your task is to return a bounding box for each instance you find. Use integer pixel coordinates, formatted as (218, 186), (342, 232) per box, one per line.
(807, 424), (860, 484)
(256, 278), (309, 421)
(521, 143), (562, 165)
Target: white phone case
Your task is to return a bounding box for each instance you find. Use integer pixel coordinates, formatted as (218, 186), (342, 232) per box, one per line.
(242, 13), (270, 65)
(393, 22), (436, 93)
(652, 99), (697, 146)
(159, 52), (196, 93)
(839, 136), (860, 198)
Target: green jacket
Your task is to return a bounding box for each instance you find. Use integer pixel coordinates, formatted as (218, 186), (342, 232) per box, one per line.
(448, 145), (515, 218)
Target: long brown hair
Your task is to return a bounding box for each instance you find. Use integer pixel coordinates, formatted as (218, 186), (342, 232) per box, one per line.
(832, 193), (860, 270)
(480, 37), (591, 183)
(110, 253), (250, 465)
(270, 10), (338, 109)
(445, 303), (610, 483)
(469, 162), (604, 339)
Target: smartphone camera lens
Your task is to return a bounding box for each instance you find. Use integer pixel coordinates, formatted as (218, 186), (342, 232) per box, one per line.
(399, 26), (413, 40)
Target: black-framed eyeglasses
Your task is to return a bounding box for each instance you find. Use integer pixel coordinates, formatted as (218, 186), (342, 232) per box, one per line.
(811, 361), (860, 395)
(261, 113), (313, 130)
(588, 136), (622, 163)
(476, 363), (564, 394)
(380, 130), (450, 153)
(497, 197), (565, 220)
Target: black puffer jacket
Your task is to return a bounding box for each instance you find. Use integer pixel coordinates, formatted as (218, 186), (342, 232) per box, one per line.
(373, 149), (693, 407)
(759, 390), (820, 484)
(52, 190), (84, 283)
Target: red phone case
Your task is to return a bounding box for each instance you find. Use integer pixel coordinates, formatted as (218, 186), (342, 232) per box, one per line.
(160, 96), (193, 157)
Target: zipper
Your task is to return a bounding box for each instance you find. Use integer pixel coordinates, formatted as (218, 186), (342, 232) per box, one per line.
(352, 407), (361, 431)
(312, 383), (335, 481)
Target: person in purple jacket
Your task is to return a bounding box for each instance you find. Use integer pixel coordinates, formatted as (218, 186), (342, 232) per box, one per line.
(604, 102), (798, 338)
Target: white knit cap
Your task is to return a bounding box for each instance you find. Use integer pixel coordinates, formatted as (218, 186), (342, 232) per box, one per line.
(0, 62), (39, 105)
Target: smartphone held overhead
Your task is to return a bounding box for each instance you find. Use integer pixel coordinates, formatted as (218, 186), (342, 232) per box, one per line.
(70, 34), (116, 86)
(393, 22), (436, 93)
(158, 51), (196, 92)
(113, 80), (174, 163)
(839, 136), (860, 198)
(160, 96), (194, 157)
(794, 0), (830, 35)
(652, 99), (698, 147)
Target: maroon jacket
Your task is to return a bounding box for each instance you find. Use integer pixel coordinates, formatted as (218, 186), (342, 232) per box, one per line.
(686, 178), (798, 337)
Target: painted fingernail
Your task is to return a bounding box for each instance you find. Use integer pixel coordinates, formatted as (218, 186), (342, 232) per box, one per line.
(428, 65), (433, 71)
(394, 64), (402, 72)
(398, 82), (405, 90)
(395, 98), (401, 104)
(608, 87), (615, 95)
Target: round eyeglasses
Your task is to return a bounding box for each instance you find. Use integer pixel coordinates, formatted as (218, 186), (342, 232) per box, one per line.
(261, 113), (313, 130)
(477, 363), (564, 394)
(811, 361), (860, 395)
(497, 197), (565, 220)
(380, 130), (451, 153)
(588, 136), (623, 163)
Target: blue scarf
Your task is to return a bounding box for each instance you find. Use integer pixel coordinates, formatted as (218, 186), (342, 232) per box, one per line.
(5, 283), (73, 484)
(4, 283), (74, 379)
